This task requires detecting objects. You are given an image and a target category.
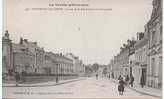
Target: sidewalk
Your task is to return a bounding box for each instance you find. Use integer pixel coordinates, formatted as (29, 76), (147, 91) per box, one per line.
(2, 77), (85, 87)
(110, 78), (162, 98)
(129, 85), (162, 98)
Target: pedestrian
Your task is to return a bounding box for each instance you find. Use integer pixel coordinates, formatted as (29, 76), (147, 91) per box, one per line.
(15, 72), (20, 86)
(140, 76), (145, 88)
(112, 72), (114, 79)
(125, 75), (129, 85)
(118, 75), (122, 80)
(21, 71), (26, 82)
(56, 76), (58, 83)
(118, 77), (125, 95)
(96, 74), (98, 80)
(129, 75), (134, 87)
(108, 74), (110, 79)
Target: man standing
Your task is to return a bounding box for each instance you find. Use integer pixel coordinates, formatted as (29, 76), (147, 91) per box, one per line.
(130, 75), (134, 87)
(125, 75), (130, 85)
(15, 72), (20, 86)
(118, 77), (125, 95)
(140, 76), (145, 88)
(96, 74), (98, 80)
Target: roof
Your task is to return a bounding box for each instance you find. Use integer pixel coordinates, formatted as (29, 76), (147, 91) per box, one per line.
(135, 38), (148, 50)
(12, 43), (34, 55)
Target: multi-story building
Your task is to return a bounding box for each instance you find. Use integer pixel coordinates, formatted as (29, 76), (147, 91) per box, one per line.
(120, 44), (130, 76)
(110, 39), (136, 79)
(128, 39), (136, 77)
(2, 31), (13, 76)
(44, 52), (53, 75)
(20, 38), (45, 74)
(112, 54), (120, 79)
(147, 0), (162, 89)
(134, 32), (148, 86)
(12, 43), (35, 74)
(45, 52), (74, 79)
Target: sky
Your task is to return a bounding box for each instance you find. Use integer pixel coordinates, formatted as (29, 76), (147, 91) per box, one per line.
(4, 0), (153, 65)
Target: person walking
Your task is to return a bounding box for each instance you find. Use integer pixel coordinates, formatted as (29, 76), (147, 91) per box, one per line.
(96, 74), (98, 80)
(129, 75), (134, 87)
(56, 76), (59, 83)
(118, 75), (122, 80)
(140, 76), (145, 88)
(21, 71), (26, 82)
(112, 72), (114, 79)
(118, 77), (125, 95)
(125, 75), (130, 85)
(15, 72), (20, 86)
(108, 74), (110, 79)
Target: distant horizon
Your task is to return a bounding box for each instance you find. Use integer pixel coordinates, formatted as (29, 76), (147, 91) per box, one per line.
(4, 0), (153, 65)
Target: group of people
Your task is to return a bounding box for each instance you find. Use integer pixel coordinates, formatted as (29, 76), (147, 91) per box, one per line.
(117, 75), (134, 95)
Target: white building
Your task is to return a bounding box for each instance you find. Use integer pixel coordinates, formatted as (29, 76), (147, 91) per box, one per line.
(65, 53), (85, 76)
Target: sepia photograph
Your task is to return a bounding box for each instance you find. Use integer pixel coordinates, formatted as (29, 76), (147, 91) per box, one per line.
(2, 0), (162, 98)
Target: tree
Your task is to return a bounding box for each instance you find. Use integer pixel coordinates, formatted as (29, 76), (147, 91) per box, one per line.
(92, 63), (99, 72)
(85, 66), (93, 74)
(103, 67), (108, 75)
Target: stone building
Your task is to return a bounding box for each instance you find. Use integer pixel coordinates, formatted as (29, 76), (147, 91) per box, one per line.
(2, 31), (13, 75)
(112, 54), (120, 79)
(110, 39), (136, 79)
(134, 32), (148, 87)
(12, 43), (35, 74)
(44, 52), (53, 75)
(147, 0), (162, 89)
(65, 53), (85, 76)
(19, 38), (45, 74)
(44, 52), (74, 79)
(119, 45), (130, 76)
(128, 38), (136, 77)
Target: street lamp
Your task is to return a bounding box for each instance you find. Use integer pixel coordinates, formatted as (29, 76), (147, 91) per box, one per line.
(56, 63), (59, 83)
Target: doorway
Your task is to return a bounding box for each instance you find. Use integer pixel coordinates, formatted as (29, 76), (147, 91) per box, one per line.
(141, 68), (147, 86)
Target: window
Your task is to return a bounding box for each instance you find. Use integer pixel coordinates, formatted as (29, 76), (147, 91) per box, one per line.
(152, 31), (156, 45)
(151, 58), (155, 75)
(160, 26), (162, 42)
(158, 57), (162, 84)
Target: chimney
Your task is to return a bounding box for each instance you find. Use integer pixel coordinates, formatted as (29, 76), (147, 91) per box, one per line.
(24, 39), (28, 43)
(137, 32), (144, 40)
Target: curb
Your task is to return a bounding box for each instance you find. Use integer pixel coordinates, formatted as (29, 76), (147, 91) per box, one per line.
(2, 78), (85, 87)
(128, 86), (161, 98)
(109, 79), (161, 98)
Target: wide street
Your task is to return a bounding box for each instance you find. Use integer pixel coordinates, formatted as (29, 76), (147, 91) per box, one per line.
(3, 77), (155, 98)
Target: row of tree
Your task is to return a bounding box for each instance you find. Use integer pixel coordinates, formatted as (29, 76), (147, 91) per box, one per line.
(85, 63), (108, 76)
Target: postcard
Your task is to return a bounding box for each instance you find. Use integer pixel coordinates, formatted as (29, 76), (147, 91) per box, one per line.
(2, 0), (162, 99)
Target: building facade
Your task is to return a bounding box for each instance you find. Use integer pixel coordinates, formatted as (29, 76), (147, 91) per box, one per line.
(65, 53), (85, 76)
(147, 0), (162, 89)
(12, 43), (35, 74)
(44, 52), (75, 80)
(134, 32), (148, 87)
(20, 38), (45, 74)
(120, 45), (130, 76)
